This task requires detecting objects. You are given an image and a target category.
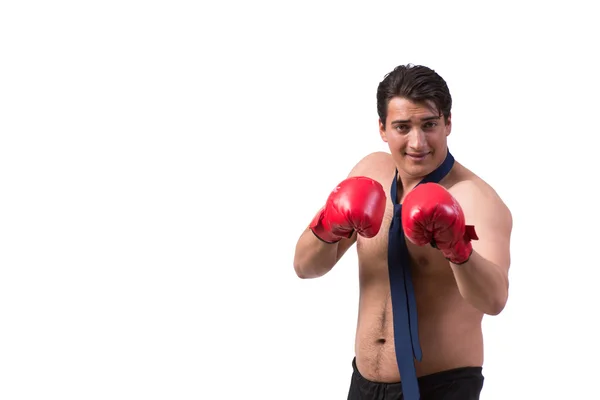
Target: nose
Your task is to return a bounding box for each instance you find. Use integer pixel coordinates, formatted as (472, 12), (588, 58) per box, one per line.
(407, 128), (427, 151)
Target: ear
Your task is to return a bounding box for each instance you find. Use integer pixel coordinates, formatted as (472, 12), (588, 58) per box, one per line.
(379, 119), (388, 142)
(445, 113), (452, 137)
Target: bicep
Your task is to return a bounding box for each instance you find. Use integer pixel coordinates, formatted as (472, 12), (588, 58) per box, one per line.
(469, 199), (513, 271)
(457, 184), (512, 271)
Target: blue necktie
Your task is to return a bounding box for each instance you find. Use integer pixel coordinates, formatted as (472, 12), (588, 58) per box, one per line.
(387, 149), (455, 400)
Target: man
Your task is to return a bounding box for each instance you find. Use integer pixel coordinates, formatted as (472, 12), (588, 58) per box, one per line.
(293, 64), (512, 400)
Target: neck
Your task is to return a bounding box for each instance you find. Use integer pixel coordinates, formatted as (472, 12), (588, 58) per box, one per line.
(396, 171), (424, 194)
(394, 148), (455, 201)
(395, 154), (452, 195)
(400, 157), (446, 185)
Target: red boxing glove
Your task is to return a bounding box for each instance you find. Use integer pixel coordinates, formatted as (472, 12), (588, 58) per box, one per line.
(310, 176), (386, 243)
(401, 183), (478, 264)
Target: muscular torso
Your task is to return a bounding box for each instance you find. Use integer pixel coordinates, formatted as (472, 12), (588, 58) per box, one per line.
(353, 156), (484, 382)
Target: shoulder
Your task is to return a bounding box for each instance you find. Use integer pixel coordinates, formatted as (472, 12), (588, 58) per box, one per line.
(347, 151), (395, 181)
(449, 167), (512, 233)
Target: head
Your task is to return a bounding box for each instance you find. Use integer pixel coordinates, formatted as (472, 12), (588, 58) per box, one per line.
(377, 64), (453, 179)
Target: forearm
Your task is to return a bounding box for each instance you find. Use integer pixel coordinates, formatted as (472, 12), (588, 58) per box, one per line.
(293, 228), (340, 279)
(450, 250), (508, 315)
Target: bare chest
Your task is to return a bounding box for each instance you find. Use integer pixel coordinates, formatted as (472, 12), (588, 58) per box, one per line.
(356, 199), (456, 287)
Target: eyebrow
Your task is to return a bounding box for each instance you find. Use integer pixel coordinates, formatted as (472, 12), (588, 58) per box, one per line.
(390, 116), (440, 124)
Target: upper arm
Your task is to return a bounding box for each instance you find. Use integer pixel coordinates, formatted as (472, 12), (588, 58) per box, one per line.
(453, 181), (513, 272)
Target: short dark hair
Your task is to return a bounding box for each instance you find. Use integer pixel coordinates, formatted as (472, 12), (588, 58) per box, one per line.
(376, 64), (452, 127)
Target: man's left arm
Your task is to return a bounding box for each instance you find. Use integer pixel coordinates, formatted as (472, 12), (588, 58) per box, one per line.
(449, 181), (513, 316)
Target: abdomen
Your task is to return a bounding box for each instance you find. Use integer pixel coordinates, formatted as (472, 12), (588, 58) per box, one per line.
(355, 260), (484, 383)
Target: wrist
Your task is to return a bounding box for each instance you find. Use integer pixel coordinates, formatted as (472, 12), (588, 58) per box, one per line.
(442, 242), (473, 264)
(442, 224), (479, 264)
(309, 207), (348, 244)
(310, 225), (342, 244)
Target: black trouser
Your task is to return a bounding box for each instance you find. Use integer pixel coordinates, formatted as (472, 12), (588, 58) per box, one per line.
(347, 358), (484, 400)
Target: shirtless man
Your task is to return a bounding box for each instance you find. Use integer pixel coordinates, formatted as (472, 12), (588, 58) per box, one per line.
(293, 64), (512, 399)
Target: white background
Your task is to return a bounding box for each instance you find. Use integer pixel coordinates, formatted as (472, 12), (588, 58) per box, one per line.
(1, 1), (599, 399)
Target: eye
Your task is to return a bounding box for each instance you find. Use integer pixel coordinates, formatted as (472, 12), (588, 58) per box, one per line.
(395, 124), (410, 133)
(423, 121), (438, 129)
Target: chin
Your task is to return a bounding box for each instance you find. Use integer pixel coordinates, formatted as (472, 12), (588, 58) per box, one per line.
(407, 165), (433, 178)
(403, 160), (436, 177)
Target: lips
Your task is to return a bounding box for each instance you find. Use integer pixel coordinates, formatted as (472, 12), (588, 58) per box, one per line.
(406, 152), (430, 158)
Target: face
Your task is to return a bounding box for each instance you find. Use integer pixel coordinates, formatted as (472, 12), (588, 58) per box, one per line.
(379, 97), (451, 179)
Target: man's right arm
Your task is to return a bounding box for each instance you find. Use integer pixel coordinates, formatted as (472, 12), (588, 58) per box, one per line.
(293, 228), (356, 279)
(292, 151), (391, 279)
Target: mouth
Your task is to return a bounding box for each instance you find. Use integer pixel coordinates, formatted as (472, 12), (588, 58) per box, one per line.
(405, 152), (431, 161)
